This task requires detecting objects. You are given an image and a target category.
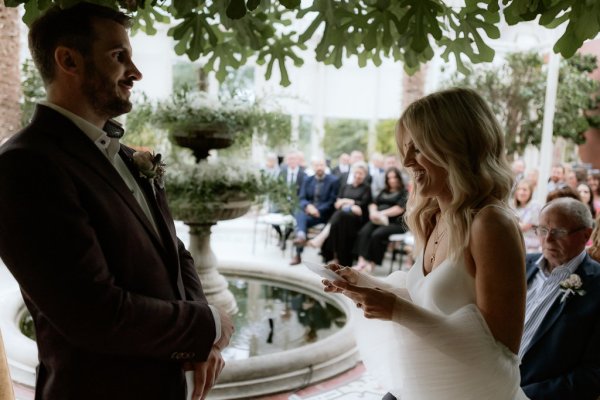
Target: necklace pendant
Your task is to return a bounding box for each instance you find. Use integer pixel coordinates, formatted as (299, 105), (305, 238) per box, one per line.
(430, 254), (436, 264)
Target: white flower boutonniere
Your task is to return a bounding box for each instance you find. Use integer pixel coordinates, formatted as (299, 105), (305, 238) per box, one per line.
(559, 273), (586, 302)
(132, 151), (166, 188)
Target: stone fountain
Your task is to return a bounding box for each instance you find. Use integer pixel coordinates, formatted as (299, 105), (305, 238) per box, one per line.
(169, 123), (245, 315)
(0, 99), (360, 399)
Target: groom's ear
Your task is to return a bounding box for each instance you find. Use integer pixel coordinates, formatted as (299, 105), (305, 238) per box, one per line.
(54, 47), (83, 77)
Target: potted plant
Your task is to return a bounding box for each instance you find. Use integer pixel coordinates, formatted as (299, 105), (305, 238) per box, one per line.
(152, 88), (247, 160)
(165, 157), (262, 223)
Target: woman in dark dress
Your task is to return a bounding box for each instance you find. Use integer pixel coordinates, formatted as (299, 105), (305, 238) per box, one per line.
(320, 161), (372, 266)
(353, 167), (408, 272)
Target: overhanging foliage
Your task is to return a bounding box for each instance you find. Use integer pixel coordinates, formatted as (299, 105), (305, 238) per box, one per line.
(7, 1), (600, 86)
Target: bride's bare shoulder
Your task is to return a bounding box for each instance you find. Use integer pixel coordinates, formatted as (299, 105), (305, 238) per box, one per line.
(470, 202), (521, 246)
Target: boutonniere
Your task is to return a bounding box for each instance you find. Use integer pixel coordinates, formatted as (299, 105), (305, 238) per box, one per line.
(132, 151), (166, 188)
(559, 273), (586, 302)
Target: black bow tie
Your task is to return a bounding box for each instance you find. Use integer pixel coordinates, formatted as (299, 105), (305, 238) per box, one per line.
(103, 119), (125, 139)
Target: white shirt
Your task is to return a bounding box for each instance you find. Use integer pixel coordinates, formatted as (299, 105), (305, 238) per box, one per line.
(40, 101), (221, 343)
(519, 251), (585, 358)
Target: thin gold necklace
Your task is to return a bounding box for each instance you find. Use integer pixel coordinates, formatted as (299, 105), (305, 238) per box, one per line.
(429, 220), (447, 269)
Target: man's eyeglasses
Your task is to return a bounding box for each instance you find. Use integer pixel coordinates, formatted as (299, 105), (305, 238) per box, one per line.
(532, 225), (587, 239)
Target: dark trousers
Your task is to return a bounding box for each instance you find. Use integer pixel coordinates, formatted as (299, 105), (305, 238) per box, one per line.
(294, 210), (330, 235)
(355, 222), (407, 265)
(294, 210), (329, 255)
(321, 209), (364, 267)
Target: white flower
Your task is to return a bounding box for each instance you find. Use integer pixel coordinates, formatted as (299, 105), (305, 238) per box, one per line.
(559, 273), (586, 302)
(132, 151), (166, 186)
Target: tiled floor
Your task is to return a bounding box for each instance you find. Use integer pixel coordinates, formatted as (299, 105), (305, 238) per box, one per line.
(256, 363), (386, 400)
(3, 213), (393, 400)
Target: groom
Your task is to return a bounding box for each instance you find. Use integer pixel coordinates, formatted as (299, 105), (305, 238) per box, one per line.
(519, 198), (600, 400)
(0, 3), (233, 399)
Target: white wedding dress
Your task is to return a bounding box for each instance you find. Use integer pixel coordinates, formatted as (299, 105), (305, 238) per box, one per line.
(353, 252), (529, 399)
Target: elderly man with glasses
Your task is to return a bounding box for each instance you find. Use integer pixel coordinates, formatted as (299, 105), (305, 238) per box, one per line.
(519, 197), (600, 400)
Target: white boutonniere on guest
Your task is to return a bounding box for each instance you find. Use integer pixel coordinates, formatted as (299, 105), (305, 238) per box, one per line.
(132, 151), (166, 188)
(559, 274), (586, 302)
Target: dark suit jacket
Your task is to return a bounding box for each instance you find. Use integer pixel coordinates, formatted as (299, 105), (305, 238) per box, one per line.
(298, 174), (339, 220)
(331, 165), (349, 178)
(278, 166), (306, 195)
(0, 105), (216, 400)
(520, 253), (600, 400)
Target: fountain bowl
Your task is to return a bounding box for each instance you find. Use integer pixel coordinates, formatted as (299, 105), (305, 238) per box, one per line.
(1, 262), (359, 399)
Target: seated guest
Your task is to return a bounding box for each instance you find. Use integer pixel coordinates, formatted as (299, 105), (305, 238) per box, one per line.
(546, 185), (581, 203)
(261, 152), (280, 179)
(588, 213), (600, 263)
(520, 198), (600, 400)
(339, 150), (372, 186)
(320, 161), (372, 267)
(290, 158), (339, 265)
(589, 171), (600, 214)
(371, 154), (400, 198)
(354, 167), (408, 272)
(547, 164), (566, 192)
(272, 150), (306, 249)
(332, 153), (350, 177)
(511, 180), (541, 253)
(578, 183), (596, 219)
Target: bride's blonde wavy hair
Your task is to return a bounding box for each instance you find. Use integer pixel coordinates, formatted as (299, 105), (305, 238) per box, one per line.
(396, 87), (513, 261)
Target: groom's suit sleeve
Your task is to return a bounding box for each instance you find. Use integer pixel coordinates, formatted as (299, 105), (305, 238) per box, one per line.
(521, 315), (600, 400)
(0, 148), (216, 362)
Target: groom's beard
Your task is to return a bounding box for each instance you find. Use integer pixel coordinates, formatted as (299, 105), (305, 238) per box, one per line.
(82, 61), (132, 119)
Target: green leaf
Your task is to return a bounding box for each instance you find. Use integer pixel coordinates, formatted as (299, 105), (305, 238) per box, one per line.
(572, 2), (600, 41)
(227, 0), (247, 19)
(4, 0), (26, 7)
(280, 0), (300, 9)
(22, 0), (45, 26)
(247, 0), (261, 11)
(554, 31), (580, 58)
(171, 0), (196, 15)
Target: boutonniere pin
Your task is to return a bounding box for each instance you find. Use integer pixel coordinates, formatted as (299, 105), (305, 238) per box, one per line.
(559, 273), (586, 302)
(132, 151), (166, 188)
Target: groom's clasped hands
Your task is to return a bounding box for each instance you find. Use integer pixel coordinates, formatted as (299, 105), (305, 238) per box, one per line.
(322, 264), (396, 320)
(184, 309), (235, 400)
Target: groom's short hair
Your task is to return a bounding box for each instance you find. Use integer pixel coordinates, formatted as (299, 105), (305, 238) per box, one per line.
(28, 3), (131, 85)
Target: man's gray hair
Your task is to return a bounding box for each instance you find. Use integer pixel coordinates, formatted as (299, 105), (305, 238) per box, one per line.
(351, 160), (369, 174)
(542, 197), (594, 228)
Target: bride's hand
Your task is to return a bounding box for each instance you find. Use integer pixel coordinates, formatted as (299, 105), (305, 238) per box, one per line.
(332, 280), (396, 320)
(323, 264), (358, 293)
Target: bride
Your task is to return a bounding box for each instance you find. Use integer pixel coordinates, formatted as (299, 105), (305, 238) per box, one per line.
(324, 88), (529, 399)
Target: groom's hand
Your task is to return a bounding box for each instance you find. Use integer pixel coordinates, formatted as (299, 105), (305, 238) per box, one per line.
(185, 347), (225, 400)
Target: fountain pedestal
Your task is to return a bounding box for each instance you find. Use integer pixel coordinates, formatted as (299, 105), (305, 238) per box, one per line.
(187, 223), (237, 314)
(179, 199), (252, 315)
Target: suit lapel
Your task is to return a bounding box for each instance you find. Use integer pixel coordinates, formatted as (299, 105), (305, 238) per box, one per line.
(32, 106), (187, 298)
(526, 258), (539, 283)
(59, 134), (167, 252)
(34, 106), (167, 252)
(119, 147), (186, 299)
(118, 147), (178, 251)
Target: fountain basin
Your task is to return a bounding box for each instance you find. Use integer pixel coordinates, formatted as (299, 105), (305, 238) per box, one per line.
(1, 262), (358, 399)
